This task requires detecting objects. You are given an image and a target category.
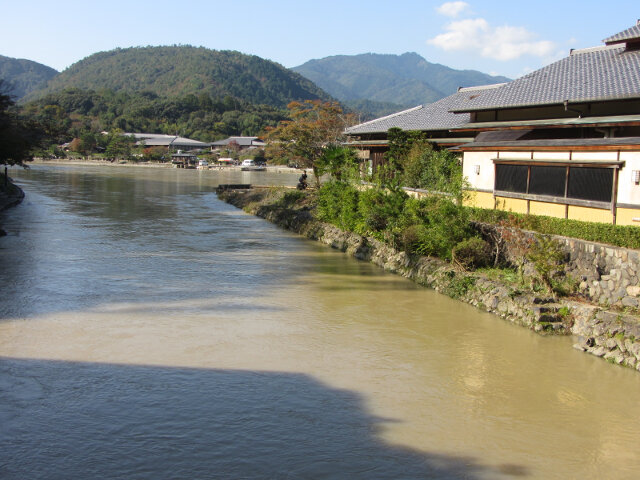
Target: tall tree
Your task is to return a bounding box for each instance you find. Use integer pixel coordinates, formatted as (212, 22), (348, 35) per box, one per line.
(0, 80), (39, 166)
(265, 100), (355, 186)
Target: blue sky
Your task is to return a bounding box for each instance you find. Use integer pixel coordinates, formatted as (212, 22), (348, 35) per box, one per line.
(1, 1), (638, 79)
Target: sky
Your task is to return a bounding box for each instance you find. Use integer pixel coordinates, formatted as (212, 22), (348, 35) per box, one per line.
(1, 1), (638, 80)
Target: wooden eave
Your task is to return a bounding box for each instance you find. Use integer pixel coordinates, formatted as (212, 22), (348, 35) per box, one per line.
(459, 143), (640, 152)
(451, 114), (640, 132)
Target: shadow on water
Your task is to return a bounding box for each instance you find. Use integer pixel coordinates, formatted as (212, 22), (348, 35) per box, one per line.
(0, 357), (528, 479)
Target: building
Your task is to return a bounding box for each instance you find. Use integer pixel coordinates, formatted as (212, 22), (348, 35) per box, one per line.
(210, 136), (266, 152)
(345, 20), (640, 226)
(130, 133), (210, 151)
(345, 84), (505, 171)
(457, 21), (640, 226)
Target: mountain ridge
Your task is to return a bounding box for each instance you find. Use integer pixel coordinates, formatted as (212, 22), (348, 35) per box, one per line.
(23, 46), (333, 108)
(0, 55), (58, 100)
(293, 52), (511, 116)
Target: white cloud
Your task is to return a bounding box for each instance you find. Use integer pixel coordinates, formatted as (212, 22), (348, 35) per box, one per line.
(436, 1), (470, 17)
(428, 18), (557, 61)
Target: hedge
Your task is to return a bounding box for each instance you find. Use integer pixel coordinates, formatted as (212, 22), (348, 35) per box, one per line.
(466, 207), (640, 250)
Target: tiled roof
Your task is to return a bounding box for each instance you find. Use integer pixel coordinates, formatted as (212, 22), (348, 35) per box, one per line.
(211, 136), (265, 147)
(451, 44), (640, 112)
(130, 133), (209, 147)
(344, 84), (506, 135)
(603, 22), (640, 45)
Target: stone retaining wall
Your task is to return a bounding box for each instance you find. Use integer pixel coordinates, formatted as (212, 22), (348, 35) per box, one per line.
(474, 222), (640, 309)
(219, 188), (640, 372)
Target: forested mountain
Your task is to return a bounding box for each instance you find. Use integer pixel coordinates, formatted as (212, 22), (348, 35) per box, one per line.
(22, 88), (289, 144)
(0, 55), (58, 100)
(293, 52), (511, 115)
(27, 46), (332, 108)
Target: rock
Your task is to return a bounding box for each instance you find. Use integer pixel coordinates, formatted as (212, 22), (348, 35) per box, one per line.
(626, 285), (640, 297)
(621, 296), (639, 308)
(605, 338), (618, 350)
(591, 346), (607, 357)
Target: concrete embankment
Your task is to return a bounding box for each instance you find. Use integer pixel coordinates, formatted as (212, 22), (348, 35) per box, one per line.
(218, 187), (640, 372)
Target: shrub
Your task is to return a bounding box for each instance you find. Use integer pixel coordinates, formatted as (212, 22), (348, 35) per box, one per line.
(316, 181), (361, 231)
(357, 186), (407, 237)
(445, 275), (476, 299)
(406, 197), (473, 260)
(467, 207), (640, 250)
(277, 189), (306, 208)
(526, 234), (567, 295)
(452, 237), (492, 270)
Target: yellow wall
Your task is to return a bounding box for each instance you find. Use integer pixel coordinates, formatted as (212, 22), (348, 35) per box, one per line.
(568, 206), (613, 224)
(464, 190), (495, 209)
(495, 196), (528, 214)
(529, 201), (566, 218)
(615, 208), (640, 226)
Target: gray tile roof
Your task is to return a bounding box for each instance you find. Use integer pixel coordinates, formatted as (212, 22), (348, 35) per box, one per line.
(451, 44), (640, 113)
(134, 135), (209, 147)
(211, 136), (265, 147)
(603, 22), (640, 45)
(344, 84), (506, 135)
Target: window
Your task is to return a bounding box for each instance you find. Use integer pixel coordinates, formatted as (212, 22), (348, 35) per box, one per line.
(495, 164), (528, 193)
(494, 163), (615, 205)
(567, 167), (614, 202)
(529, 166), (566, 197)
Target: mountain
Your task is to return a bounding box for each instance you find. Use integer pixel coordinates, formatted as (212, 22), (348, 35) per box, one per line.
(0, 55), (58, 100)
(27, 46), (332, 108)
(293, 52), (511, 115)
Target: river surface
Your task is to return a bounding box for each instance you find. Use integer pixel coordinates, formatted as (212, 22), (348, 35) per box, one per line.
(1, 164), (640, 479)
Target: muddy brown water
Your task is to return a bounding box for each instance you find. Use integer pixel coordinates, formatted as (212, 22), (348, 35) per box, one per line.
(1, 165), (639, 479)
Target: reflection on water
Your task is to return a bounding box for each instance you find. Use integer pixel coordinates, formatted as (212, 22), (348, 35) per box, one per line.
(1, 165), (640, 479)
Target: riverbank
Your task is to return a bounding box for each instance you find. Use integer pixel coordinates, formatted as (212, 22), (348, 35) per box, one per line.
(30, 158), (302, 174)
(218, 187), (640, 372)
(0, 174), (25, 212)
(0, 172), (25, 236)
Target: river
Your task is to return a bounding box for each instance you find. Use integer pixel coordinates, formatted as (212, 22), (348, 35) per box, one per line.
(1, 164), (639, 479)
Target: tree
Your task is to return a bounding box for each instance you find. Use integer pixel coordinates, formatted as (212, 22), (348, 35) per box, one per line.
(315, 145), (359, 183)
(104, 129), (134, 159)
(265, 100), (356, 186)
(0, 80), (40, 166)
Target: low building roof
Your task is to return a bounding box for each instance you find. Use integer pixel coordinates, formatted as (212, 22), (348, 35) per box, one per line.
(344, 84), (506, 135)
(129, 133), (210, 148)
(211, 136), (265, 147)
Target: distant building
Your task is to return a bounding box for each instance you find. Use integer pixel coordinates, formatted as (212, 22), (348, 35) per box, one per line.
(345, 84), (505, 171)
(210, 136), (266, 152)
(130, 133), (210, 151)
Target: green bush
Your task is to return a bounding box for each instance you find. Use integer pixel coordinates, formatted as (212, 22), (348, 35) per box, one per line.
(452, 237), (493, 270)
(467, 207), (640, 250)
(357, 186), (407, 237)
(316, 181), (361, 231)
(406, 197), (473, 260)
(277, 189), (306, 208)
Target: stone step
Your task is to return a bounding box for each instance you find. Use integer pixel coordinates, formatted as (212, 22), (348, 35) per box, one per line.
(532, 304), (567, 323)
